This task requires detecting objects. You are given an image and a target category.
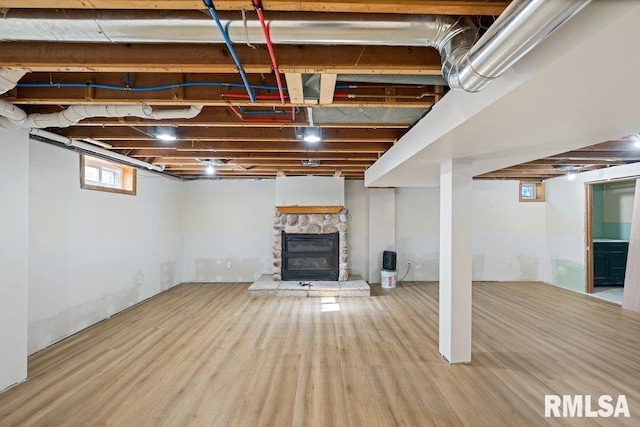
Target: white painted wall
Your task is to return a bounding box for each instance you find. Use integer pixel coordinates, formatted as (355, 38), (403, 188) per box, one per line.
(275, 176), (344, 206)
(395, 187), (439, 280)
(473, 180), (546, 281)
(182, 179), (370, 282)
(0, 129), (29, 391)
(368, 188), (396, 282)
(28, 141), (184, 354)
(181, 180), (275, 282)
(345, 180), (369, 279)
(392, 181), (547, 283)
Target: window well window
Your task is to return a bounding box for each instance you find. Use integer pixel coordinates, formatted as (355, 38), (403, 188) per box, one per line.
(80, 155), (136, 195)
(519, 181), (545, 202)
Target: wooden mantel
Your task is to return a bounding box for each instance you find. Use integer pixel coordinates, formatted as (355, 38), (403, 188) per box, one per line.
(276, 205), (343, 214)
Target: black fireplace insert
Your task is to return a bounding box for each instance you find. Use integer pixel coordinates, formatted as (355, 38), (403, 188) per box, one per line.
(281, 232), (339, 281)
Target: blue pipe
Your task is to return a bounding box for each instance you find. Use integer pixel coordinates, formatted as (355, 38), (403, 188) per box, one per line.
(203, 0), (255, 102)
(243, 107), (300, 115)
(17, 81), (285, 93)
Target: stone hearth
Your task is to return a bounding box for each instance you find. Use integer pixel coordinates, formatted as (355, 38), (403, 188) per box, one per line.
(248, 274), (369, 297)
(272, 207), (348, 281)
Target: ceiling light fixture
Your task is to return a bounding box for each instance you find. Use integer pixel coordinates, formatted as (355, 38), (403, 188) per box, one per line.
(635, 140), (640, 148)
(303, 127), (322, 143)
(199, 159), (217, 175)
(156, 132), (177, 142)
(148, 125), (178, 142)
(301, 159), (321, 167)
(566, 172), (577, 181)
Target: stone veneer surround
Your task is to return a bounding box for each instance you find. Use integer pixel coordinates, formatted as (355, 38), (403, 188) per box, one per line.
(273, 207), (348, 281)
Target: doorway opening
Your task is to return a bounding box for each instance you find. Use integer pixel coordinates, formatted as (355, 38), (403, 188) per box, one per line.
(585, 180), (635, 304)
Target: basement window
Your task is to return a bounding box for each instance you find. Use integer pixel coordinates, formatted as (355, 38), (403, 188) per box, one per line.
(80, 155), (136, 195)
(519, 181), (545, 202)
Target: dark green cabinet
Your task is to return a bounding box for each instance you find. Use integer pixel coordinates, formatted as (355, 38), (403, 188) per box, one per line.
(593, 241), (628, 286)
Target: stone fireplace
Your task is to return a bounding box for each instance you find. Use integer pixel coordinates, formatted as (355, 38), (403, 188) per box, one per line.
(273, 207), (348, 281)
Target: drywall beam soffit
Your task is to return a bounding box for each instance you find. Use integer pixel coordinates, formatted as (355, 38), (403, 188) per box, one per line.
(365, 1), (640, 188)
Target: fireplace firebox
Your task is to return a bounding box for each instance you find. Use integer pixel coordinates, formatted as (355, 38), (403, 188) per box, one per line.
(282, 232), (339, 281)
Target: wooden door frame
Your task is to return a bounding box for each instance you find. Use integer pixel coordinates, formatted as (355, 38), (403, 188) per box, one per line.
(585, 183), (594, 294)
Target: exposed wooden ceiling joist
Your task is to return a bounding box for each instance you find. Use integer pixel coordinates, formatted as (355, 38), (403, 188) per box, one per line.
(0, 43), (443, 75)
(133, 151), (381, 160)
(62, 127), (402, 141)
(107, 142), (391, 154)
(4, 1), (509, 15)
(476, 139), (640, 181)
(8, 0), (637, 181)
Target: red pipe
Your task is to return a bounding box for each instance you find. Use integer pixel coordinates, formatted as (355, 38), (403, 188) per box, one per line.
(252, 0), (286, 105)
(228, 104), (244, 121)
(245, 118), (293, 123)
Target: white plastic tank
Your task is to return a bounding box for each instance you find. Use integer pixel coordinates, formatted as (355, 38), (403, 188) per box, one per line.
(380, 269), (397, 288)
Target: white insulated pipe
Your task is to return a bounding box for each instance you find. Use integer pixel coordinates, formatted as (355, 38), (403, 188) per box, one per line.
(0, 99), (28, 121)
(0, 68), (27, 94)
(0, 103), (203, 129)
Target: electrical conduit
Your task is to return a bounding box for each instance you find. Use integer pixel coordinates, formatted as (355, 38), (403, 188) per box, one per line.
(29, 128), (164, 172)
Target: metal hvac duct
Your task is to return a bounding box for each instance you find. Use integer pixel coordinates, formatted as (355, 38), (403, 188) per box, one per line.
(443, 0), (592, 91)
(0, 0), (590, 92)
(0, 1), (591, 92)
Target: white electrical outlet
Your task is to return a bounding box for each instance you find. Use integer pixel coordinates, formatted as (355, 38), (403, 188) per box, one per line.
(137, 273), (143, 285)
(226, 262), (232, 269)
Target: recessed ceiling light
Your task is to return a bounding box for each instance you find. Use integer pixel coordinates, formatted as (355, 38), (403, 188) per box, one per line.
(303, 127), (321, 143)
(157, 133), (177, 142)
(302, 159), (321, 167)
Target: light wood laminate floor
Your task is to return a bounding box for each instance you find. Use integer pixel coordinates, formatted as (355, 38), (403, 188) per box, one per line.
(1, 282), (640, 426)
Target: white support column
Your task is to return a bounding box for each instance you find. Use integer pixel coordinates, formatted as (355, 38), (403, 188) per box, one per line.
(368, 188), (395, 282)
(439, 158), (472, 364)
(0, 129), (29, 391)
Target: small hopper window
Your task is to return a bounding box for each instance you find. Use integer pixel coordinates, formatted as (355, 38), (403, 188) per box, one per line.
(80, 155), (136, 195)
(519, 181), (545, 202)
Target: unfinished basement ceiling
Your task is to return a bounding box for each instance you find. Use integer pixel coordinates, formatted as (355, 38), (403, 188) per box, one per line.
(0, 1), (632, 181)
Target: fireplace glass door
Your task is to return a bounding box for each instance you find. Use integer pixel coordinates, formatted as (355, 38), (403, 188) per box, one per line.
(282, 232), (339, 281)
